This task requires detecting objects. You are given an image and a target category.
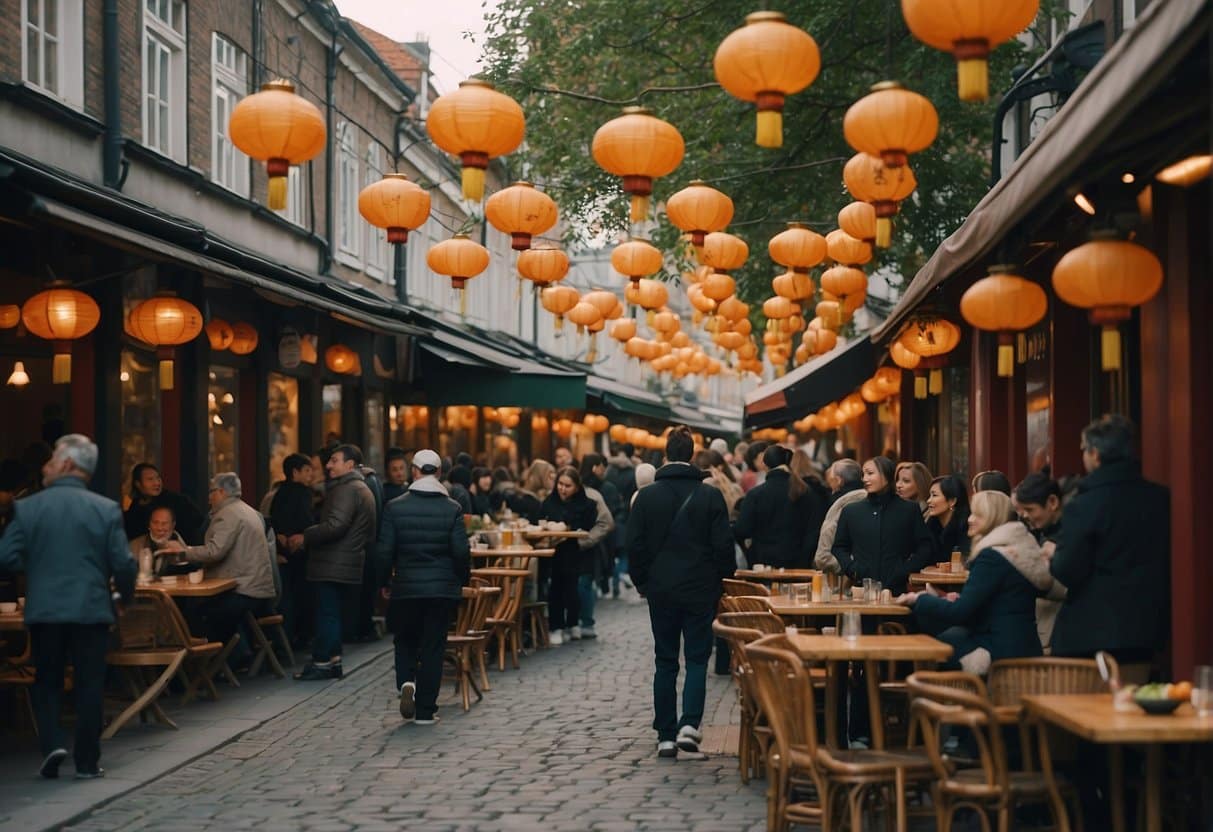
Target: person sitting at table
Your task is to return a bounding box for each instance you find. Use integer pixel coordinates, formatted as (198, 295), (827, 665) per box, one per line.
(510, 460), (554, 523)
(925, 475), (971, 560)
(539, 467), (599, 645)
(123, 462), (207, 545)
(469, 466), (495, 518)
(159, 472), (276, 648)
(733, 444), (825, 569)
(894, 460), (933, 519)
(895, 490), (1052, 674)
(128, 505), (193, 576)
(814, 459), (866, 573)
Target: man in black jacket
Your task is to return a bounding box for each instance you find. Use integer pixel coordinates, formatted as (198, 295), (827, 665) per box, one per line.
(627, 426), (734, 759)
(270, 453), (318, 649)
(1050, 415), (1170, 666)
(376, 449), (470, 725)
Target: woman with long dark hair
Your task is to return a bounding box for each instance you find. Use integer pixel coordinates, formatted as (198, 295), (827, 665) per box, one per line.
(540, 467), (599, 645)
(733, 445), (825, 569)
(925, 474), (971, 558)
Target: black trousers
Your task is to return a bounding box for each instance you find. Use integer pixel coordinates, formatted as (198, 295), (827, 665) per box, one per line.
(388, 597), (457, 719)
(29, 622), (110, 772)
(190, 593), (268, 645)
(547, 571), (580, 631)
(279, 558), (313, 647)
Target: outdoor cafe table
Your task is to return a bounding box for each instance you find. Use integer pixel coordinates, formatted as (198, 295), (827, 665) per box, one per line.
(0, 609), (23, 631)
(137, 577), (237, 597)
(520, 529), (589, 542)
(767, 599), (910, 620)
(1023, 693), (1213, 832)
(735, 568), (819, 584)
(470, 547), (555, 560)
(908, 568), (969, 588)
(785, 633), (953, 751)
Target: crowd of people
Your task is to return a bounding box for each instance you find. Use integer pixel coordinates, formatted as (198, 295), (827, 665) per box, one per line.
(0, 411), (1169, 771)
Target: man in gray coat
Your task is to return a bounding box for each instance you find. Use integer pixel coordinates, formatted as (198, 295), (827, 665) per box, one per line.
(297, 444), (377, 680)
(0, 434), (136, 779)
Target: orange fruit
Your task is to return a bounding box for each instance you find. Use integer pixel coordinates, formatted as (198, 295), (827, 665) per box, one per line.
(1170, 681), (1192, 701)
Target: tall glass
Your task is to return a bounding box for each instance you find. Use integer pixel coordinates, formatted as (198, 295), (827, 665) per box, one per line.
(502, 527), (514, 548)
(868, 580), (883, 604)
(1194, 666), (1213, 717)
(841, 611), (861, 641)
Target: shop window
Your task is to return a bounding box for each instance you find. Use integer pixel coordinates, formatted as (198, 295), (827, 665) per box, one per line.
(22, 0), (84, 108)
(267, 373), (298, 486)
(207, 366), (238, 476)
(211, 33), (249, 196)
(282, 165), (308, 227)
(363, 146), (388, 279)
(142, 0), (187, 161)
(121, 348), (160, 506)
(1023, 327), (1052, 472)
(322, 384), (342, 444)
(365, 392), (385, 474)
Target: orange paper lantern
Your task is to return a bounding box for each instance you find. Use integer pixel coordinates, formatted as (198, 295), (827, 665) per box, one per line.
(325, 344), (359, 375)
(541, 285), (580, 331)
(592, 107), (685, 222)
(206, 318), (235, 351)
(611, 239), (664, 286)
(768, 222), (827, 273)
(0, 305), (20, 329)
(22, 285), (101, 384)
(358, 173), (431, 244)
(838, 201), (877, 245)
(842, 153), (918, 246)
(826, 229), (873, 267)
(960, 266), (1047, 376)
(427, 234), (490, 314)
(126, 292), (203, 389)
(485, 182), (558, 250)
(665, 180), (734, 247)
(843, 81), (938, 168)
(425, 79), (525, 201)
(228, 80), (325, 210)
(229, 322), (259, 356)
(517, 245), (570, 287)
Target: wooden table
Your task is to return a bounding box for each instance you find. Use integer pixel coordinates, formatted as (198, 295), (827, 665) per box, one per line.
(1023, 693), (1213, 832)
(471, 547), (555, 559)
(137, 577), (237, 597)
(0, 609), (24, 631)
(521, 529), (589, 542)
(768, 599), (910, 619)
(471, 567), (532, 579)
(735, 568), (819, 583)
(908, 569), (969, 587)
(785, 633), (952, 750)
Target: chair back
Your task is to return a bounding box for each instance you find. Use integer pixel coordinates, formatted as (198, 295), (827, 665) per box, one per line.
(723, 578), (770, 597)
(462, 585), (501, 636)
(986, 657), (1105, 707)
(721, 595), (773, 613)
(744, 634), (822, 760)
(907, 670), (1008, 799)
(718, 610), (792, 636)
(114, 589), (189, 650)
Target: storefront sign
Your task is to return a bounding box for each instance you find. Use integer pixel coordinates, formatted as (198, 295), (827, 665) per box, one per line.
(279, 329), (302, 369)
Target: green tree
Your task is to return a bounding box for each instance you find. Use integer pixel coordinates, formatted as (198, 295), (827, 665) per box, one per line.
(481, 0), (1058, 314)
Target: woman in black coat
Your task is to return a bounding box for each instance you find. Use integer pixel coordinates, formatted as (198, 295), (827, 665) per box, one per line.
(925, 474), (971, 559)
(900, 490), (1050, 674)
(831, 455), (936, 594)
(733, 445), (825, 569)
(540, 467), (598, 645)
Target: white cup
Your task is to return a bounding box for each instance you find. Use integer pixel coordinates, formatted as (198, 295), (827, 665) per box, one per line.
(0, 602), (16, 614)
(16, 596), (25, 609)
(188, 570), (205, 585)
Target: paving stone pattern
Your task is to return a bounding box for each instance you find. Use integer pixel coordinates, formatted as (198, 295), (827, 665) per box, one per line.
(64, 600), (767, 831)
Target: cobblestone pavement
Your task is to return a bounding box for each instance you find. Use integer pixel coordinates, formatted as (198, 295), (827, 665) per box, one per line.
(64, 599), (767, 832)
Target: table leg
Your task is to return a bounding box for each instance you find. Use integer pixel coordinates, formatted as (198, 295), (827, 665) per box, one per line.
(824, 659), (840, 750)
(1109, 745), (1126, 832)
(863, 659), (885, 750)
(1034, 720), (1071, 832)
(894, 766), (907, 832)
(1145, 744), (1162, 832)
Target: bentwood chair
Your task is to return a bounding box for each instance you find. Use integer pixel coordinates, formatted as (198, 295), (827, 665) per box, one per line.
(721, 594), (776, 613)
(103, 589), (189, 737)
(723, 578), (771, 597)
(986, 657), (1106, 769)
(747, 635), (934, 832)
(445, 584), (501, 711)
(713, 619), (771, 787)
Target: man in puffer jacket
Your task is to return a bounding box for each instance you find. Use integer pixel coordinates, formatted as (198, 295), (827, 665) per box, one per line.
(376, 449), (470, 725)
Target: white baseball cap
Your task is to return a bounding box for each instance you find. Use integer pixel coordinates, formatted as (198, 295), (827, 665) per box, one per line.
(412, 449), (441, 474)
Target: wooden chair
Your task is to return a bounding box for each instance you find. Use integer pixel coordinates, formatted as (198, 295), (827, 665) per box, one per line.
(713, 618), (771, 786)
(721, 594), (775, 613)
(482, 571), (529, 671)
(874, 620), (913, 747)
(245, 611), (295, 678)
(907, 670), (1083, 832)
(718, 610), (792, 636)
(0, 632), (37, 734)
(746, 634), (934, 832)
(521, 600), (550, 649)
(724, 578), (771, 597)
(445, 584), (501, 711)
(103, 590), (189, 738)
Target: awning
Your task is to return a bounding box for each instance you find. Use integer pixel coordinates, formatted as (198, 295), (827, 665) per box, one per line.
(871, 0), (1210, 343)
(585, 375), (672, 421)
(418, 327), (586, 408)
(744, 337), (876, 429)
(670, 404), (742, 437)
(27, 195), (429, 338)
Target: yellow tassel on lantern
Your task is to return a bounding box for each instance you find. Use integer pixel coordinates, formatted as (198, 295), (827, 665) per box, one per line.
(646, 309), (656, 327)
(159, 359), (174, 390)
(1101, 325), (1121, 371)
(459, 287), (467, 317)
(914, 374), (927, 400)
(629, 195), (649, 223)
(461, 167), (486, 202)
(554, 316), (565, 333)
(997, 344), (1015, 378)
(875, 218), (893, 248)
(929, 369), (943, 395)
(268, 175), (288, 211)
(957, 58), (990, 103)
(587, 333), (598, 363)
(756, 110), (782, 149)
(51, 353), (71, 384)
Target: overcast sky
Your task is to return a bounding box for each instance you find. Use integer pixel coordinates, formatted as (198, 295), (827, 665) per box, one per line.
(334, 0), (495, 93)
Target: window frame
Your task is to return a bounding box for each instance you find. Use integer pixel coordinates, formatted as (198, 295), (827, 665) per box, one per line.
(141, 0), (187, 162)
(282, 164), (309, 228)
(21, 0), (84, 108)
(210, 33), (250, 196)
(334, 122), (362, 265)
(363, 144), (388, 280)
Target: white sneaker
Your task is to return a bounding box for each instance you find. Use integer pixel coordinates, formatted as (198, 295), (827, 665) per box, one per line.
(676, 725), (703, 753)
(568, 626), (581, 640)
(548, 629), (564, 646)
(413, 715), (440, 726)
(579, 625), (597, 639)
(657, 740), (678, 758)
(398, 681), (416, 720)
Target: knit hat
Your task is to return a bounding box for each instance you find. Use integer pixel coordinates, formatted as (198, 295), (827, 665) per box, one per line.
(635, 463), (656, 489)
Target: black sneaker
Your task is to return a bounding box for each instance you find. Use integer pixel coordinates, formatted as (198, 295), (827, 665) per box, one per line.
(294, 662), (342, 681)
(74, 768), (105, 780)
(656, 740), (678, 758)
(39, 748), (68, 779)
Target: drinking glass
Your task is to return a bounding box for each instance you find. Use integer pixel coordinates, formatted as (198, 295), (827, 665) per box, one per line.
(811, 572), (823, 603)
(794, 583), (810, 605)
(1194, 665), (1213, 717)
(841, 611), (861, 641)
(502, 527), (514, 547)
(862, 578), (875, 603)
(950, 549), (964, 571)
(869, 581), (882, 604)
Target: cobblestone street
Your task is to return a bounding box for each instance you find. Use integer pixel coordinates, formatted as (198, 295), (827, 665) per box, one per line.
(62, 599), (766, 831)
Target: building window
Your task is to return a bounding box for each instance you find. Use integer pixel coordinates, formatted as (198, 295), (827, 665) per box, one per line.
(142, 0), (187, 161)
(322, 384), (343, 441)
(211, 33), (249, 196)
(207, 366), (239, 477)
(22, 0), (84, 107)
(267, 373), (299, 488)
(335, 122), (360, 261)
(363, 145), (388, 279)
(280, 165), (308, 226)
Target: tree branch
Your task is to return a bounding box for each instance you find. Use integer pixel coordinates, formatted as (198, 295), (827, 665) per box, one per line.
(526, 81), (721, 107)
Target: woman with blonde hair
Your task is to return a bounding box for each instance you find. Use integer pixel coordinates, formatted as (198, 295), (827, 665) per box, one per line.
(507, 460), (555, 522)
(896, 490), (1052, 674)
(894, 461), (933, 518)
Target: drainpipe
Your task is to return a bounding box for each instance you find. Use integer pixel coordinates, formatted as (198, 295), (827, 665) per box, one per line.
(251, 0), (263, 87)
(319, 30), (338, 275)
(102, 0), (125, 189)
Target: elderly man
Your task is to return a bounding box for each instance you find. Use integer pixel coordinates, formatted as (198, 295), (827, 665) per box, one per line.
(162, 472), (276, 645)
(814, 459), (866, 573)
(297, 444), (377, 681)
(128, 505), (191, 577)
(0, 434), (136, 779)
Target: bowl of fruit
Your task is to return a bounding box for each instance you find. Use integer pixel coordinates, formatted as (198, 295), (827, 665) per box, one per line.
(1133, 682), (1191, 715)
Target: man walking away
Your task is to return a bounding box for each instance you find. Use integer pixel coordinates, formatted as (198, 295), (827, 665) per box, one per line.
(627, 426), (734, 758)
(297, 444), (377, 681)
(376, 450), (470, 725)
(0, 434), (136, 779)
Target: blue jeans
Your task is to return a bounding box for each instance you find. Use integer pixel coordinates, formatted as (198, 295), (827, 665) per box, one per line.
(648, 603), (714, 742)
(312, 581), (354, 663)
(577, 574), (596, 628)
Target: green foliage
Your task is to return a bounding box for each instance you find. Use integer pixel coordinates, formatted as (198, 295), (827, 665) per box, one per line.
(481, 0), (1056, 310)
